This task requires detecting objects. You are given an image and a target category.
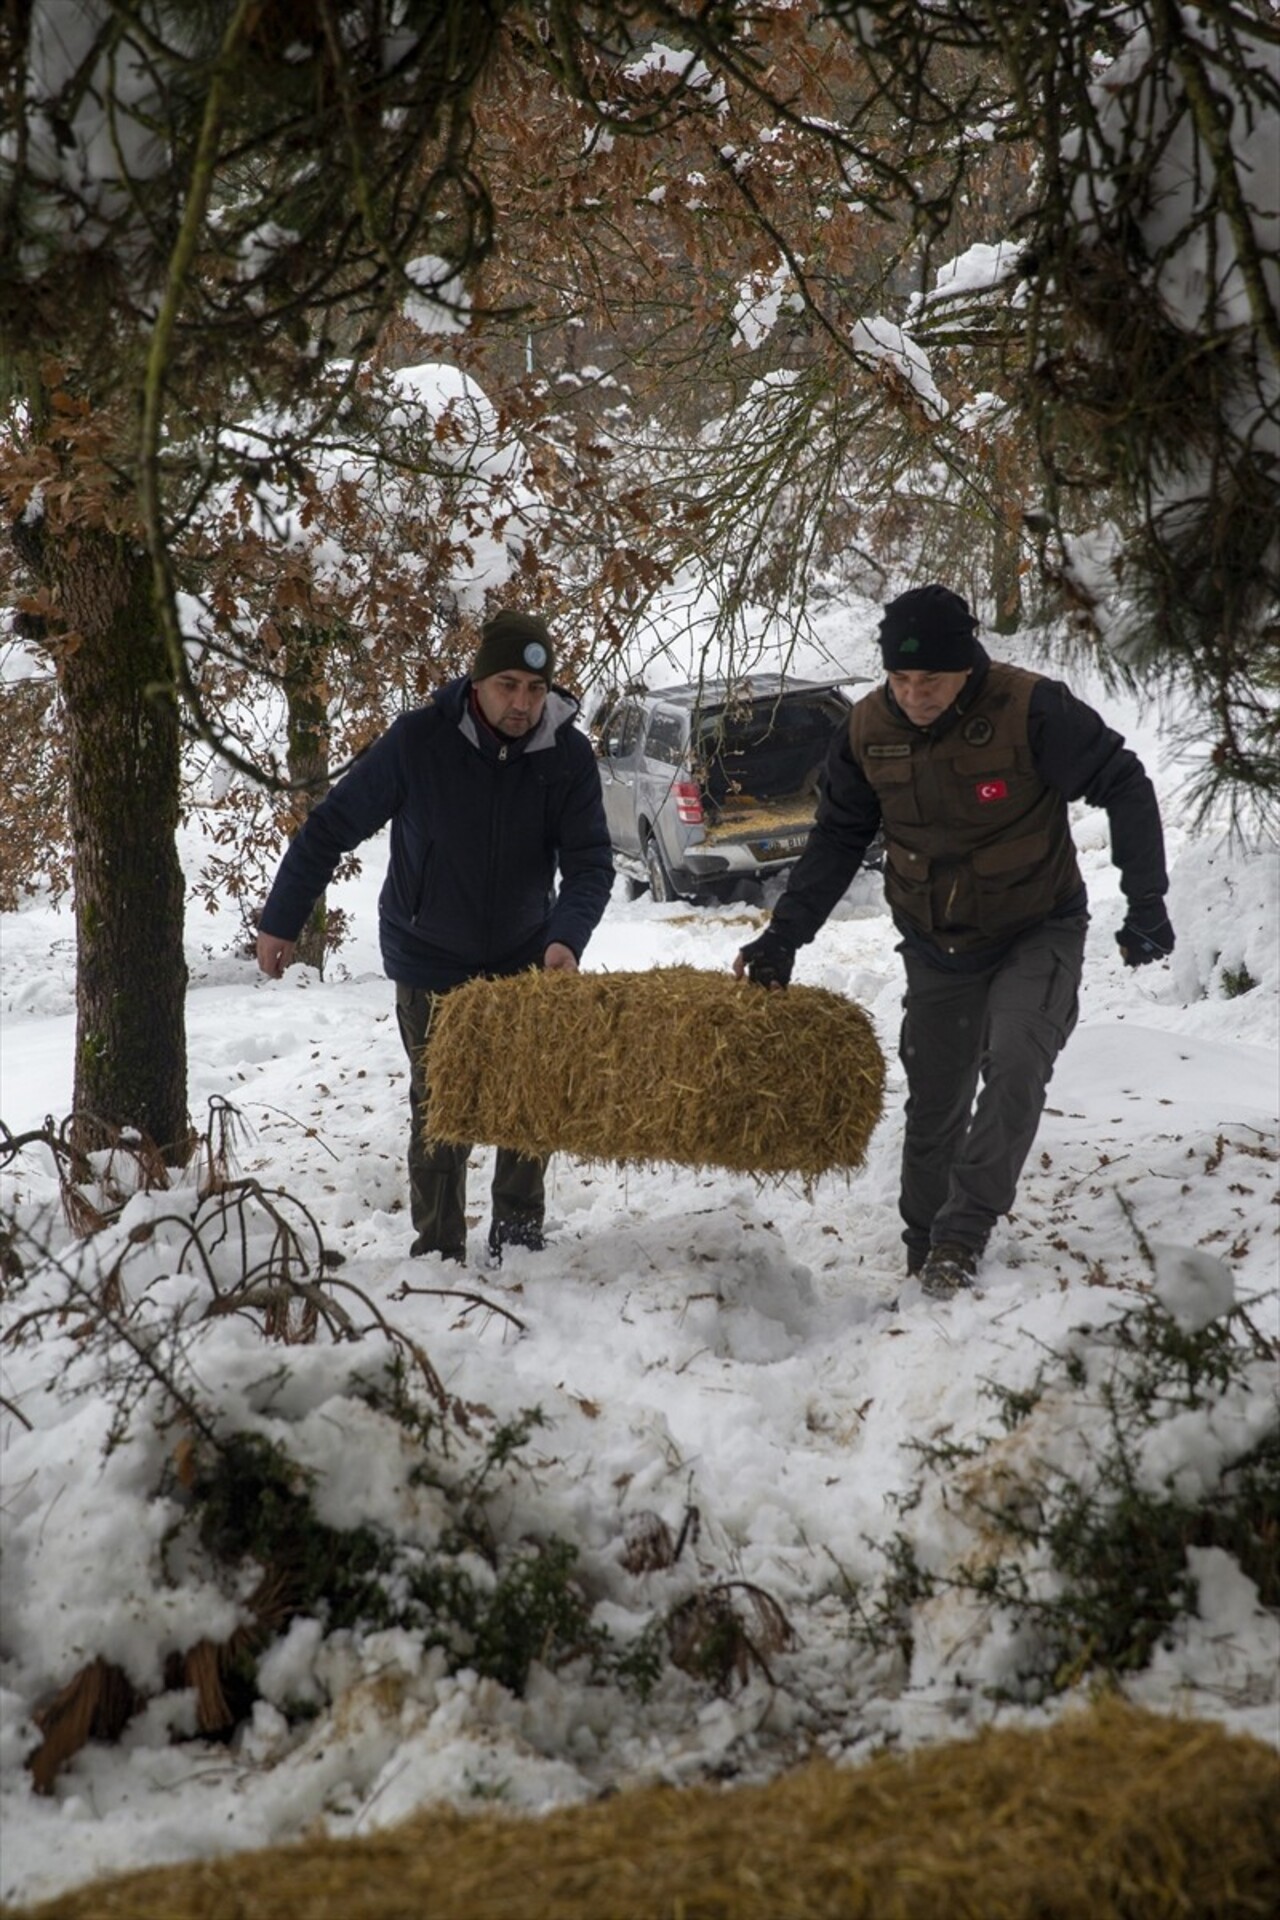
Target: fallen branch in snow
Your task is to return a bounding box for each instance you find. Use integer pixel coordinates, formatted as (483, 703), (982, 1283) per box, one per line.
(389, 1282), (529, 1335)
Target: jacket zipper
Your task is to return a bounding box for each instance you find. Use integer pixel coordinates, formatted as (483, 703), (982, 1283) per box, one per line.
(485, 747), (508, 953)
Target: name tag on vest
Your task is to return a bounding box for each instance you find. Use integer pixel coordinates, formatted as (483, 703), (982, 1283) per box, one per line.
(866, 743), (912, 758)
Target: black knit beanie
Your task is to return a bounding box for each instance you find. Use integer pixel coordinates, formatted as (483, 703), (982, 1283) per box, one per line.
(879, 585), (977, 672)
(472, 611), (555, 683)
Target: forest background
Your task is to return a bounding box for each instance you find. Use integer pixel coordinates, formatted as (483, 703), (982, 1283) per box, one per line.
(2, 0), (1277, 1157)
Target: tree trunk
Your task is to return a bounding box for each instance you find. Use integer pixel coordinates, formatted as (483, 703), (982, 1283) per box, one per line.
(54, 529), (190, 1161)
(991, 508), (1024, 635)
(284, 626), (332, 976)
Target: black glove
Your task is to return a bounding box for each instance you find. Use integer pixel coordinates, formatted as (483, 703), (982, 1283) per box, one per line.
(1116, 900), (1175, 967)
(738, 927), (796, 989)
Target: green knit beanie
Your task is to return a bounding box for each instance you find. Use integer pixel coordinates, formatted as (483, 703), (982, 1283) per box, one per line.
(473, 611), (554, 684)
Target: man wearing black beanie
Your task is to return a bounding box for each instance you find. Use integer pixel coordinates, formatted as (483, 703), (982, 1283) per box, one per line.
(256, 610), (613, 1265)
(735, 583), (1173, 1301)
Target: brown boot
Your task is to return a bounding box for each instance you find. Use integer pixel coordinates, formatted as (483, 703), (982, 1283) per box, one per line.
(920, 1243), (980, 1300)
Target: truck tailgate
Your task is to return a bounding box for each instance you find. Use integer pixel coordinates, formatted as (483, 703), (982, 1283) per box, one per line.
(701, 791), (816, 856)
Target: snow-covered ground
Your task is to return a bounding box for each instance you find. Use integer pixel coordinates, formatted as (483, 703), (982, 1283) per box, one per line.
(1, 625), (1277, 1906)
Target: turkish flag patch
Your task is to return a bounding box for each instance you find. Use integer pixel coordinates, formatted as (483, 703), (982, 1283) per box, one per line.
(975, 779), (1008, 802)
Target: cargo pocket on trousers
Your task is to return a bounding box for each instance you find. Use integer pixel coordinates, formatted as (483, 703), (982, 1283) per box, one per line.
(1041, 953), (1080, 1048)
(996, 938), (1081, 1057)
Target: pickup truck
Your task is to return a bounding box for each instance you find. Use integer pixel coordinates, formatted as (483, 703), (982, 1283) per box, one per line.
(591, 673), (875, 904)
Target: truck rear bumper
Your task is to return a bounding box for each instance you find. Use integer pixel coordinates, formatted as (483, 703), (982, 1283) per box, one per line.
(684, 831), (810, 875)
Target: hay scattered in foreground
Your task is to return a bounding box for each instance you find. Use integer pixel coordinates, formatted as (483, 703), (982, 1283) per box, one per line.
(8, 1701), (1278, 1919)
(425, 966), (885, 1179)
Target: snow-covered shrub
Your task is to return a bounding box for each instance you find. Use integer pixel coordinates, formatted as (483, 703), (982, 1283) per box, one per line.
(0, 1214), (668, 1792)
(849, 1284), (1279, 1705)
(1169, 836), (1279, 1012)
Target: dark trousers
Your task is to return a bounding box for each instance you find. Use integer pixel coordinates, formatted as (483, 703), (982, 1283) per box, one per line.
(395, 983), (546, 1257)
(898, 913), (1086, 1262)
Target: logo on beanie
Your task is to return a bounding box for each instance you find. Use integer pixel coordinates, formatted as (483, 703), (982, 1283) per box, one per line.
(899, 635), (920, 655)
(523, 641), (548, 672)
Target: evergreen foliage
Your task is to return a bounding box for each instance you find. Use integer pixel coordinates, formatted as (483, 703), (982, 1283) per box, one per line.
(849, 1292), (1279, 1704)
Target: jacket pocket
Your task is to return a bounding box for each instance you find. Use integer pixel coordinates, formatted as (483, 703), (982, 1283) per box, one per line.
(969, 829), (1053, 927)
(411, 842), (435, 924)
(949, 746), (1039, 822)
(971, 829), (1050, 877)
(884, 839), (933, 928)
(863, 754), (921, 825)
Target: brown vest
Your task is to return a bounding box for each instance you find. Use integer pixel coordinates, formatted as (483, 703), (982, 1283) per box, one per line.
(850, 663), (1082, 954)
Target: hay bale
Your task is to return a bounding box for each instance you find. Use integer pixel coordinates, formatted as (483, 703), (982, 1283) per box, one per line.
(423, 966), (885, 1180)
(11, 1700), (1279, 1919)
(26, 1660), (140, 1797)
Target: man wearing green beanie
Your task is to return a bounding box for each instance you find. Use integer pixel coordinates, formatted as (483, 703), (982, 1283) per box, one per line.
(735, 583), (1173, 1303)
(470, 608), (555, 687)
(257, 609), (613, 1265)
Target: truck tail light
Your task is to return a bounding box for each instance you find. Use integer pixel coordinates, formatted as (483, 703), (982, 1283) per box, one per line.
(674, 780), (703, 824)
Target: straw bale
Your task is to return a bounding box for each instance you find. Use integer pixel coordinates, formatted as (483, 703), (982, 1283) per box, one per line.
(10, 1699), (1278, 1920)
(26, 1660), (140, 1797)
(424, 967), (885, 1179)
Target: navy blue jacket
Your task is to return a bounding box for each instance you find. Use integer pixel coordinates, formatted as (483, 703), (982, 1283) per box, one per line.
(259, 677), (614, 989)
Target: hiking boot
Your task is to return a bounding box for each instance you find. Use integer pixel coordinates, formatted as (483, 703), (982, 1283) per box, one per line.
(410, 1235), (465, 1263)
(919, 1242), (980, 1300)
(906, 1241), (928, 1278)
(487, 1216), (545, 1265)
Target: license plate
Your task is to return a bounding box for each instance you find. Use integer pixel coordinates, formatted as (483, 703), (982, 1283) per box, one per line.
(753, 831), (808, 857)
